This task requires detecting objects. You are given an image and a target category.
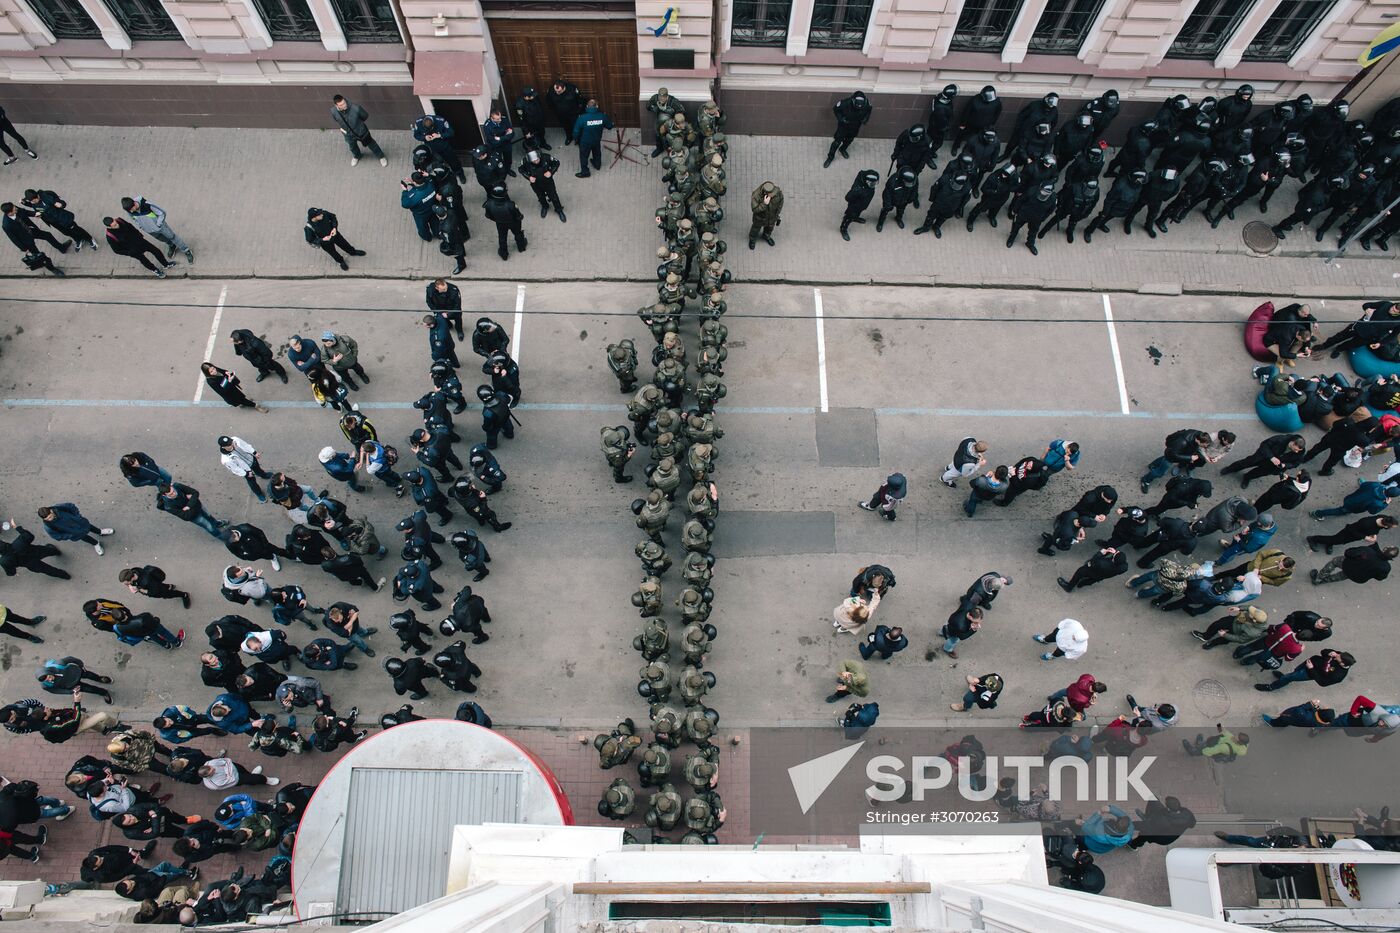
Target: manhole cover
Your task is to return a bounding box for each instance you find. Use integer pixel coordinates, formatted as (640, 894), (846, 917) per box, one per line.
(1192, 678), (1232, 719)
(1243, 221), (1279, 254)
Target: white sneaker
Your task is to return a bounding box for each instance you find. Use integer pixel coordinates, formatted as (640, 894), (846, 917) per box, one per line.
(252, 765), (263, 775)
(271, 555), (282, 572)
(93, 543), (104, 556)
(378, 157), (388, 167)
(265, 776), (280, 786)
(351, 157), (359, 166)
(99, 528), (114, 536)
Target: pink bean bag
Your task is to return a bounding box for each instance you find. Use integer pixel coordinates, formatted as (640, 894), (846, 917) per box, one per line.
(1244, 301), (1275, 362)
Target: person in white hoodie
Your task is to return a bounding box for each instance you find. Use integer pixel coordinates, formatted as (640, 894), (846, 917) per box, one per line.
(1033, 618), (1088, 662)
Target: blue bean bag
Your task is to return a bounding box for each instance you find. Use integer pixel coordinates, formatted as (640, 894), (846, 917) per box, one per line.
(1256, 390), (1304, 431)
(1350, 345), (1400, 379)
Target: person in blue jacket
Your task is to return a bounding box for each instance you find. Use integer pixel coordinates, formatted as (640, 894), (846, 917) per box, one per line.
(412, 114), (465, 181)
(1311, 480), (1398, 519)
(400, 171), (437, 241)
(37, 503), (113, 555)
(572, 99), (614, 178)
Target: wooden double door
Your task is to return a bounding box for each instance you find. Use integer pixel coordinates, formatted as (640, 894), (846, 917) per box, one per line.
(487, 17), (639, 128)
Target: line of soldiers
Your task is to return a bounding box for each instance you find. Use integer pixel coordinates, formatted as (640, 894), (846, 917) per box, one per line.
(829, 84), (1400, 254)
(592, 94), (731, 843)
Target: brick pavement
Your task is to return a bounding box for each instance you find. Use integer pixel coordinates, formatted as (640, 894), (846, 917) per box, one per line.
(0, 125), (1393, 297)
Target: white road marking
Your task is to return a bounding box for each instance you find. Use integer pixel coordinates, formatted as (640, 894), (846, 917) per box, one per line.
(814, 288), (829, 414)
(193, 284), (228, 403)
(513, 284), (525, 363)
(1102, 292), (1130, 415)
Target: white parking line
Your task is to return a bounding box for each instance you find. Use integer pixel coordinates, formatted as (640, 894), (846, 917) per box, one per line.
(513, 284), (525, 363)
(193, 284), (228, 403)
(814, 287), (829, 414)
(1102, 292), (1130, 415)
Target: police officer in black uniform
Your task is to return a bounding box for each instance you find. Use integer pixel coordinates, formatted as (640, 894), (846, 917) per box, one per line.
(826, 90), (872, 167)
(519, 147), (565, 222)
(482, 186), (527, 261)
(840, 169), (880, 241)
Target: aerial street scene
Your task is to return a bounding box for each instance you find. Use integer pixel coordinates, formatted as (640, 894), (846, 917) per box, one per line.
(4, 0), (1400, 930)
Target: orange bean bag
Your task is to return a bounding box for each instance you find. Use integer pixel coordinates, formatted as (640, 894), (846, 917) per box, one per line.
(1244, 301), (1275, 362)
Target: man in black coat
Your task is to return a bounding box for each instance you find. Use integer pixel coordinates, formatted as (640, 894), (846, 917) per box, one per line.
(223, 523), (291, 569)
(1038, 508), (1088, 555)
(965, 164), (1017, 232)
(483, 186), (527, 261)
(955, 86), (1002, 150)
(1106, 120), (1155, 178)
(890, 125), (937, 195)
(876, 169), (918, 232)
(1083, 170), (1145, 243)
(303, 207), (364, 271)
(1096, 507), (1156, 550)
(0, 524), (68, 579)
(1271, 174), (1342, 239)
(827, 90), (872, 166)
(1006, 181), (1056, 255)
(1038, 177), (1100, 244)
(913, 173), (973, 238)
(1222, 433), (1307, 485)
(1058, 546), (1128, 591)
(1125, 167), (1180, 237)
(1135, 516), (1199, 569)
(840, 169), (880, 241)
(927, 84), (958, 151)
(546, 79), (584, 144)
(512, 87), (551, 150)
(1005, 92), (1059, 159)
(2, 202), (62, 274)
(230, 329), (288, 383)
(519, 147), (565, 222)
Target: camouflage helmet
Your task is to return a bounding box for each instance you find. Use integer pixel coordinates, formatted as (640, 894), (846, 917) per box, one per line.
(656, 245), (671, 260)
(658, 456), (676, 472)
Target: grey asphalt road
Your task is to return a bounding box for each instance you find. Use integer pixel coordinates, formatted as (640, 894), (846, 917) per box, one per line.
(0, 277), (1391, 733)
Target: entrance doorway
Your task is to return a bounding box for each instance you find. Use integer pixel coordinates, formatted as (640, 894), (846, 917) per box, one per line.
(486, 18), (639, 127)
(429, 98), (483, 150)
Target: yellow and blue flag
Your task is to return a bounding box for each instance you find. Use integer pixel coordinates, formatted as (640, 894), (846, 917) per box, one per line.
(1360, 22), (1400, 67)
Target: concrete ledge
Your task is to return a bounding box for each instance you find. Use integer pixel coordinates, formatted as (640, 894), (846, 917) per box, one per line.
(1138, 282), (1183, 296)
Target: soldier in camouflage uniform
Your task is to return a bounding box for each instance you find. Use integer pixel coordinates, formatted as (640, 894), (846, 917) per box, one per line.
(646, 456), (683, 500)
(670, 166), (699, 206)
(678, 665), (714, 706)
(702, 132), (727, 164)
(634, 489), (671, 543)
(633, 617), (669, 661)
(645, 783), (684, 831)
(650, 703), (684, 748)
(681, 621), (715, 666)
(636, 539), (672, 576)
(638, 301), (680, 343)
(695, 373), (727, 413)
(652, 331), (687, 368)
(699, 317), (727, 347)
(654, 360), (689, 408)
(655, 192), (685, 241)
(606, 339), (639, 393)
(684, 793), (725, 836)
(749, 181), (784, 249)
(650, 407), (686, 443)
(700, 291), (726, 321)
(656, 244), (686, 284)
(686, 442), (715, 481)
(646, 87), (685, 156)
(658, 273), (686, 310)
(662, 137), (697, 186)
(627, 385), (664, 439)
(598, 777), (637, 820)
(650, 431), (685, 465)
(697, 99), (726, 138)
(681, 705), (719, 747)
(683, 749), (720, 792)
(698, 156), (727, 201)
(682, 551), (715, 589)
(677, 587), (712, 624)
(684, 412), (722, 445)
(637, 743), (673, 788)
(600, 424), (636, 483)
(698, 260), (731, 297)
(661, 111), (697, 150)
(638, 659), (672, 701)
(692, 197), (723, 235)
(631, 575), (663, 616)
(695, 344), (726, 378)
(672, 218), (699, 273)
(594, 718), (642, 768)
(686, 482), (720, 526)
(681, 518), (713, 554)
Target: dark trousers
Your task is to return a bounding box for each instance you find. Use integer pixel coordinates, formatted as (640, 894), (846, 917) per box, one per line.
(344, 131), (385, 160)
(0, 116), (29, 157)
(20, 544), (68, 579)
(1304, 438), (1351, 475)
(1307, 526), (1367, 548)
(317, 232), (358, 263)
(1136, 542), (1189, 569)
(1038, 210), (1088, 240)
(579, 141), (602, 174)
(1274, 207), (1319, 232)
(494, 221), (526, 255)
(333, 362), (369, 390)
(52, 220), (95, 246)
(531, 179), (562, 211)
(0, 612), (41, 642)
(965, 196), (1008, 230)
(248, 355), (289, 382)
(121, 241), (169, 273)
(27, 224), (66, 250)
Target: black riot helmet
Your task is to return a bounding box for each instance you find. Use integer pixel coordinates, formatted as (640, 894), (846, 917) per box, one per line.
(909, 124), (926, 139)
(1130, 169), (1148, 184)
(476, 384), (496, 402)
(1036, 181), (1055, 198)
(1172, 94), (1190, 110)
(1237, 152), (1255, 166)
(1043, 92), (1059, 108)
(852, 89), (866, 100)
(1327, 174), (1348, 190)
(1199, 95), (1218, 113)
(488, 185), (507, 200)
(981, 85), (997, 101)
(860, 170), (880, 186)
(1078, 113), (1092, 127)
(1274, 149), (1292, 168)
(1206, 158), (1228, 174)
(1236, 84), (1254, 101)
(1104, 89), (1119, 105)
(1277, 102), (1296, 122)
(1039, 153), (1057, 169)
(1239, 126), (1254, 141)
(951, 174), (969, 188)
(981, 129), (997, 143)
(1034, 122), (1051, 136)
(1086, 146), (1104, 165)
(1141, 120), (1157, 133)
(1285, 132), (1306, 151)
(384, 658), (406, 677)
(1296, 94), (1314, 115)
(899, 169), (917, 185)
(941, 84), (958, 99)
(1085, 177), (1099, 190)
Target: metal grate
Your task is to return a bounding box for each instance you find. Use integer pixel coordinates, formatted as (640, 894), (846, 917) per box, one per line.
(1165, 0), (1252, 60)
(1242, 0), (1333, 62)
(326, 0), (401, 43)
(249, 0), (321, 41)
(1028, 0), (1106, 54)
(731, 0), (793, 47)
(102, 0), (181, 40)
(25, 0), (100, 38)
(809, 0), (875, 50)
(949, 0), (1026, 53)
(336, 768), (522, 917)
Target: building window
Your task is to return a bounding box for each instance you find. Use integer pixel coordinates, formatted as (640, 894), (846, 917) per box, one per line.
(102, 0), (181, 38)
(327, 0), (400, 42)
(1028, 0), (1105, 53)
(809, 0), (874, 49)
(949, 0), (1025, 53)
(731, 0), (792, 46)
(250, 0), (320, 40)
(1165, 0), (1252, 59)
(1242, 0), (1333, 61)
(24, 0), (101, 38)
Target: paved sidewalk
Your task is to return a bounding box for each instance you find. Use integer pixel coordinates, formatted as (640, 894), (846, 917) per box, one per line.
(0, 125), (1394, 297)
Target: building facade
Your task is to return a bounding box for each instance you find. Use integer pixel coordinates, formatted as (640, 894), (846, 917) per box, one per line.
(0, 0), (1395, 136)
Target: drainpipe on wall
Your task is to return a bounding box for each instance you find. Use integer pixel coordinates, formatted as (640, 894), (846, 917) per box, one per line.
(711, 0), (723, 102)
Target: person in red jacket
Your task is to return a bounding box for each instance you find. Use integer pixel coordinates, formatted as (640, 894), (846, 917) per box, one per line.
(1050, 674), (1106, 713)
(1233, 622), (1301, 671)
(1256, 649), (1355, 692)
